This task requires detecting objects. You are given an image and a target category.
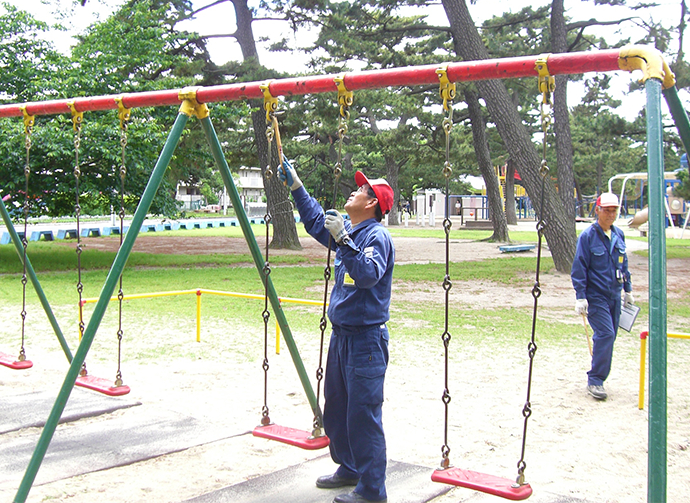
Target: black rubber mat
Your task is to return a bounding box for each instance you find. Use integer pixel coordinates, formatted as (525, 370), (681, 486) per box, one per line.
(0, 388), (140, 434)
(181, 454), (452, 503)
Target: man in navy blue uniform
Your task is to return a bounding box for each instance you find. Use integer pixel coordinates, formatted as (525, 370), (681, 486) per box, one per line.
(571, 192), (634, 400)
(279, 159), (394, 503)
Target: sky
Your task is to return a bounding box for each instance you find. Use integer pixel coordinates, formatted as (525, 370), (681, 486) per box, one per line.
(3, 0), (689, 120)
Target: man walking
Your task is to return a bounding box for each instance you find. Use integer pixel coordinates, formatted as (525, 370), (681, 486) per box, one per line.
(571, 192), (634, 400)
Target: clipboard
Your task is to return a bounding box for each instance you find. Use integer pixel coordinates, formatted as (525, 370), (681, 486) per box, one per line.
(619, 303), (641, 332)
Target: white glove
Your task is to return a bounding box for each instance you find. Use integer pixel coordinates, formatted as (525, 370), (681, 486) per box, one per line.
(575, 298), (588, 315)
(624, 292), (634, 306)
(277, 157), (302, 190)
(324, 209), (349, 243)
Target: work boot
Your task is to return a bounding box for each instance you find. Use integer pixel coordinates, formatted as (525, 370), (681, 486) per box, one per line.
(316, 472), (360, 489)
(333, 491), (387, 503)
(587, 384), (607, 400)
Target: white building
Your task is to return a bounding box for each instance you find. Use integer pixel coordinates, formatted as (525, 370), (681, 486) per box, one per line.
(237, 166), (264, 203)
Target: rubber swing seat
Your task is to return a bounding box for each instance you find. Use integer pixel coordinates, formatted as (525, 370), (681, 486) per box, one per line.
(252, 424), (330, 450)
(75, 374), (131, 397)
(0, 351), (33, 370)
(432, 467), (532, 501)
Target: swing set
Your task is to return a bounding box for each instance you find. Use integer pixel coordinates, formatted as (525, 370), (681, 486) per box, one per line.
(1, 45), (681, 503)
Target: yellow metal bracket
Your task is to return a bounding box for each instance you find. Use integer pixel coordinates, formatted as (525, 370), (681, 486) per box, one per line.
(260, 80), (279, 122)
(535, 54), (555, 105)
(178, 87), (210, 119)
(19, 105), (34, 134)
(67, 101), (83, 131)
(618, 45), (676, 89)
(334, 74), (354, 118)
(436, 64), (456, 111)
(114, 96), (131, 130)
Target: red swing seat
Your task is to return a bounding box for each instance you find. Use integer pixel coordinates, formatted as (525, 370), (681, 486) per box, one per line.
(0, 351), (33, 370)
(253, 424), (330, 450)
(432, 467), (532, 501)
(75, 374), (131, 397)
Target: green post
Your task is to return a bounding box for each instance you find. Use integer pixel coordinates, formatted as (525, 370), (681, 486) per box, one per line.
(646, 78), (667, 503)
(13, 111), (190, 503)
(0, 196), (73, 362)
(199, 115), (323, 424)
(663, 85), (690, 156)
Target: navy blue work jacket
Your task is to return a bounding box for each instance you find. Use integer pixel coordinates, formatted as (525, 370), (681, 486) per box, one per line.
(571, 221), (632, 301)
(292, 186), (395, 328)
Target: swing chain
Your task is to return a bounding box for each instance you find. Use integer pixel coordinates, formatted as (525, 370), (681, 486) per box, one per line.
(311, 77), (354, 435)
(514, 63), (554, 487)
(437, 65), (456, 471)
(258, 90), (277, 428)
(18, 105), (34, 363)
(68, 102), (88, 377)
(114, 98), (130, 388)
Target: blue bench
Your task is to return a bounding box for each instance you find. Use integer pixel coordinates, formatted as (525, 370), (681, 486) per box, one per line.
(101, 226), (130, 236)
(162, 222), (180, 231)
(140, 224), (164, 232)
(217, 219), (238, 227)
(499, 244), (536, 253)
(56, 229), (78, 239)
(0, 232), (9, 245)
(80, 228), (101, 238)
(30, 230), (54, 241)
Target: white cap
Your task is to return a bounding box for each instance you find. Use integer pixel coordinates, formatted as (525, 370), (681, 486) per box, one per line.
(597, 193), (619, 208)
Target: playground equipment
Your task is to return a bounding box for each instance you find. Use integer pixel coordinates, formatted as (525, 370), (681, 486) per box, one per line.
(606, 172), (689, 237)
(251, 95), (329, 450)
(0, 108), (35, 370)
(0, 46), (684, 503)
(429, 69), (537, 499)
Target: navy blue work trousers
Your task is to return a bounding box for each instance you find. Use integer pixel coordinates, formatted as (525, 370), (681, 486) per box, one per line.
(587, 295), (621, 386)
(323, 323), (389, 502)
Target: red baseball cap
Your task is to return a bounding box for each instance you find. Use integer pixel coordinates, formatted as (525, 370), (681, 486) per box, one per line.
(355, 171), (394, 214)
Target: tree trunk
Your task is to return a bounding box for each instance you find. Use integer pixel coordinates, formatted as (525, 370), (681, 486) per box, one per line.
(233, 0), (299, 249)
(231, 0), (260, 61)
(465, 89), (510, 242)
(251, 108), (301, 249)
(551, 0), (576, 236)
(505, 158), (518, 225)
(385, 155), (401, 225)
(441, 0), (576, 272)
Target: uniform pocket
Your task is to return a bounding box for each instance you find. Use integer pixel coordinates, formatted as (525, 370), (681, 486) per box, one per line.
(353, 365), (386, 404)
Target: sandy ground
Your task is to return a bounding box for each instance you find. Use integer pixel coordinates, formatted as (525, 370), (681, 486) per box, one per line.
(1, 223), (689, 503)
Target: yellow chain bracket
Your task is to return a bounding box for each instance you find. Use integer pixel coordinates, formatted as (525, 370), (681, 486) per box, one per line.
(535, 54), (555, 105)
(178, 87), (210, 119)
(334, 74), (354, 119)
(19, 105), (35, 135)
(67, 101), (84, 132)
(436, 64), (456, 112)
(115, 96), (131, 130)
(260, 80), (279, 123)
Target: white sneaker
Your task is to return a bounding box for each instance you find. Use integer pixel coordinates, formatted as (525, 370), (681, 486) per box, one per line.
(587, 384), (607, 400)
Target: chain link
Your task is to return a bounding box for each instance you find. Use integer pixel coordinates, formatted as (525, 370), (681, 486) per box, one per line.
(313, 99), (349, 433)
(259, 112), (276, 427)
(114, 118), (128, 388)
(18, 116), (33, 362)
(439, 96), (454, 471)
(514, 80), (553, 487)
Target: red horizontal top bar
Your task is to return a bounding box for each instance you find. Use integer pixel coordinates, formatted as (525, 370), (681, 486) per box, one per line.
(0, 49), (624, 119)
